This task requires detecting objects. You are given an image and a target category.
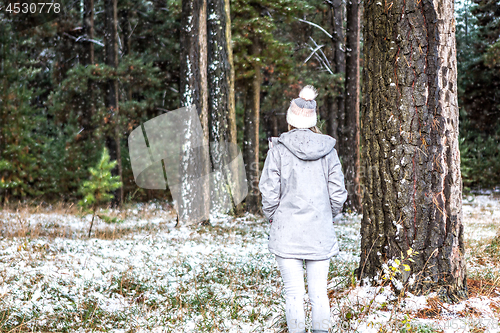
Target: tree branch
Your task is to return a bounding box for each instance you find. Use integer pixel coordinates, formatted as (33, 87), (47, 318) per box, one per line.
(308, 46), (334, 75)
(304, 44), (325, 64)
(295, 17), (333, 39)
(309, 36), (332, 70)
(313, 52), (334, 75)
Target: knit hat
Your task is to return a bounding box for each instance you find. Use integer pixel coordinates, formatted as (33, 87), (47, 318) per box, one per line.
(286, 85), (318, 129)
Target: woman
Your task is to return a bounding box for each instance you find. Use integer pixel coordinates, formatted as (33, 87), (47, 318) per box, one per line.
(259, 85), (348, 333)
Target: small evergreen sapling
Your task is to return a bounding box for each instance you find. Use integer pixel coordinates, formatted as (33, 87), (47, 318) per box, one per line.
(78, 147), (122, 237)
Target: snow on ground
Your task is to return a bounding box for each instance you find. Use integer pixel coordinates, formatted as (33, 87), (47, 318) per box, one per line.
(0, 195), (499, 332)
(462, 195), (500, 241)
(329, 195), (500, 333)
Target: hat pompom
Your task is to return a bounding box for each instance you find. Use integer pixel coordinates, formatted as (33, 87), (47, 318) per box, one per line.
(298, 85), (317, 101)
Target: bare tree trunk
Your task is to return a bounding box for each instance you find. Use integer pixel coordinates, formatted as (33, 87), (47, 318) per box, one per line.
(320, 2), (336, 139)
(119, 7), (133, 113)
(272, 110), (278, 137)
(180, 0), (209, 137)
(243, 36), (262, 214)
(179, 0), (210, 224)
(342, 0), (362, 212)
(104, 0), (123, 207)
(326, 0), (345, 141)
(357, 0), (467, 303)
(207, 0), (242, 216)
(81, 0), (95, 150)
(82, 0), (95, 66)
(224, 0), (244, 216)
(207, 0), (231, 159)
(224, 0), (243, 215)
(88, 203), (97, 237)
(224, 0), (237, 148)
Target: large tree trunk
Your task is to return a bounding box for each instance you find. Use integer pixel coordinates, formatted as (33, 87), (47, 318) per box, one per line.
(342, 0), (362, 212)
(179, 0), (210, 224)
(205, 0), (237, 144)
(207, 0), (242, 215)
(356, 0), (468, 303)
(243, 36), (262, 214)
(104, 0), (123, 207)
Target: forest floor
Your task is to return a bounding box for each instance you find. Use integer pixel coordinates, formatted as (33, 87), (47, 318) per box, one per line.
(0, 194), (499, 333)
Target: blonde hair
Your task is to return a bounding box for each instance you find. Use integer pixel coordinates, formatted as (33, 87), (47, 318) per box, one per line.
(288, 124), (322, 134)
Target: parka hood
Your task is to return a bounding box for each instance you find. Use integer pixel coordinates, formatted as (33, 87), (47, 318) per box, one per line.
(278, 129), (336, 161)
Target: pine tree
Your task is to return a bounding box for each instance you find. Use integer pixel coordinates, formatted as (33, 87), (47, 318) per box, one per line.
(0, 12), (45, 203)
(358, 0), (467, 303)
(456, 0), (500, 189)
(78, 147), (122, 237)
(459, 0), (500, 133)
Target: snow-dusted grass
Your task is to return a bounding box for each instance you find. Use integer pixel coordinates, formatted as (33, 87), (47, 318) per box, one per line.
(0, 195), (499, 332)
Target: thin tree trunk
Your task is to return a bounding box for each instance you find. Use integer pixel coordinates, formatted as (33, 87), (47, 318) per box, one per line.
(82, 0), (95, 154)
(104, 0), (123, 207)
(322, 0), (345, 141)
(320, 3), (336, 138)
(326, 0), (345, 141)
(357, 0), (467, 303)
(224, 0), (237, 148)
(0, 23), (7, 205)
(225, 0), (244, 216)
(83, 0), (95, 66)
(272, 110), (278, 137)
(179, 0), (210, 225)
(342, 0), (362, 212)
(88, 203), (97, 237)
(243, 36), (262, 214)
(120, 7), (133, 102)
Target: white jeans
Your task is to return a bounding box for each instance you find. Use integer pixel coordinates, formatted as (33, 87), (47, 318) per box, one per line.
(275, 255), (331, 333)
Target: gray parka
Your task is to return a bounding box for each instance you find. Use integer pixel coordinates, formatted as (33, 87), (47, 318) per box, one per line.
(259, 129), (348, 260)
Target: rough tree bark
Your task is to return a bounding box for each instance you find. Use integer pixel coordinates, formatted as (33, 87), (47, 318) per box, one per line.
(243, 36), (262, 214)
(207, 0), (232, 167)
(104, 0), (123, 206)
(342, 0), (362, 212)
(356, 0), (468, 303)
(207, 0), (241, 215)
(179, 0), (210, 224)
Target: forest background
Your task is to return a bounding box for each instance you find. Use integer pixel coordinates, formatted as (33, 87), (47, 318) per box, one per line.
(0, 0), (499, 213)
